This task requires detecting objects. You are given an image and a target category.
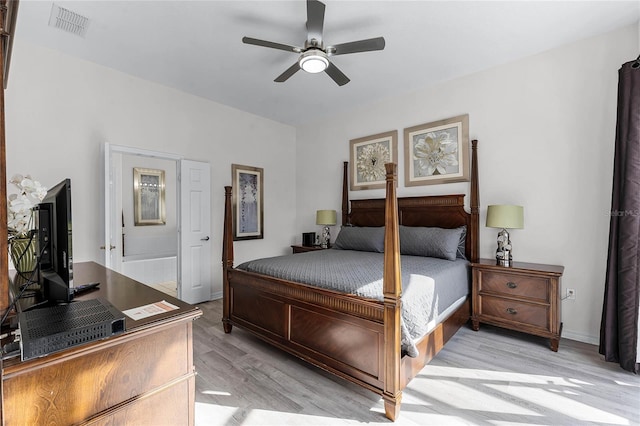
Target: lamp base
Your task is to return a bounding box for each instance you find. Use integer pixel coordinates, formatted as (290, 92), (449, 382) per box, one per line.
(321, 226), (330, 249)
(497, 258), (512, 267)
(495, 228), (513, 267)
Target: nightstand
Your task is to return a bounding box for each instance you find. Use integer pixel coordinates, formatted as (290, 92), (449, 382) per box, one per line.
(471, 258), (564, 351)
(291, 245), (329, 254)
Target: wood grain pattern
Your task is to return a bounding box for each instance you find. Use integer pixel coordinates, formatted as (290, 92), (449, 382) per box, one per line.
(382, 163), (402, 421)
(290, 306), (381, 379)
(2, 262), (201, 425)
(472, 259), (563, 351)
(86, 378), (192, 426)
(479, 270), (550, 302)
(4, 325), (192, 424)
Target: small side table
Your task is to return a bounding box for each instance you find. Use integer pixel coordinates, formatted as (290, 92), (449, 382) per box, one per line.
(291, 245), (330, 254)
(471, 258), (564, 351)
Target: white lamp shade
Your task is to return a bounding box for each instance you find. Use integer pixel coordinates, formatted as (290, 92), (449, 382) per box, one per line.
(486, 205), (524, 229)
(316, 209), (337, 226)
(300, 56), (328, 73)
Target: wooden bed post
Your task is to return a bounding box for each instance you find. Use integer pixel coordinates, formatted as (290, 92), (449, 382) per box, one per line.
(382, 163), (402, 421)
(342, 161), (349, 226)
(222, 186), (234, 333)
(470, 140), (480, 263)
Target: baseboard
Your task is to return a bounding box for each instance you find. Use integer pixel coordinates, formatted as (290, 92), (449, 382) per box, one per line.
(210, 291), (223, 301)
(562, 329), (599, 345)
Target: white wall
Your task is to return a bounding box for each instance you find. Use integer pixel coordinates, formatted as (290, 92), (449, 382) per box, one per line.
(121, 155), (177, 260)
(295, 24), (638, 344)
(5, 39), (297, 299)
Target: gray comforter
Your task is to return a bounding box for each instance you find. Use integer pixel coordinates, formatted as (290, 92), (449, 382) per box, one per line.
(237, 249), (470, 357)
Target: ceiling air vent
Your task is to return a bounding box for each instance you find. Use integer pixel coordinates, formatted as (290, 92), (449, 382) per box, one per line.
(48, 3), (89, 37)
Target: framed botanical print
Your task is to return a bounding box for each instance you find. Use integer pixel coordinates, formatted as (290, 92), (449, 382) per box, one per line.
(231, 164), (264, 241)
(133, 167), (166, 226)
(349, 130), (398, 191)
(404, 114), (469, 186)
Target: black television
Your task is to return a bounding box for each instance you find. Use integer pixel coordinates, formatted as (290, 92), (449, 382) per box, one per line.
(36, 178), (74, 304)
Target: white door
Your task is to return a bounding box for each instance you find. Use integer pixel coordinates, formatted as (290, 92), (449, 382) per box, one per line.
(102, 144), (121, 268)
(179, 160), (212, 304)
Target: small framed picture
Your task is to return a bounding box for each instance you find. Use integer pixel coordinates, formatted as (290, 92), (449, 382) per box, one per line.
(232, 164), (264, 241)
(404, 114), (470, 186)
(349, 130), (398, 191)
(133, 168), (166, 226)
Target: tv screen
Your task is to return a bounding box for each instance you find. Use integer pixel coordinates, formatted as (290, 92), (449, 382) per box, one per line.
(37, 178), (73, 303)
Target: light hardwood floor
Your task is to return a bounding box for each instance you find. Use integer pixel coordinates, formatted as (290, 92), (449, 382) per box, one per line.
(193, 300), (640, 425)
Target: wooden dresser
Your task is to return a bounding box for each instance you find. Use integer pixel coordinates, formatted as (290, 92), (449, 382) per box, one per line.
(471, 258), (564, 351)
(1, 262), (202, 424)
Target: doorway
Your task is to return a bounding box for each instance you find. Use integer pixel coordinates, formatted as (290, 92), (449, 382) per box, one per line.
(103, 144), (212, 303)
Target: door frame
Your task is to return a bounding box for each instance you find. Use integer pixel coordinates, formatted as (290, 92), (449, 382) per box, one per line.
(103, 143), (182, 296)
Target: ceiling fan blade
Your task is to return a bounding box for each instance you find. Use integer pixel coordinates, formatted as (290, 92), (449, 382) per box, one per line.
(325, 62), (350, 86)
(306, 0), (325, 42)
(329, 37), (386, 56)
(275, 62), (301, 83)
(242, 36), (301, 53)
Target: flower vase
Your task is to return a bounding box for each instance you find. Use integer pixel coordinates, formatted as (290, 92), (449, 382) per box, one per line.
(10, 237), (37, 274)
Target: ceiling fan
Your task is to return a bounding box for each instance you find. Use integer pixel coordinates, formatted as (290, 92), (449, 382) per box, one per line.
(242, 0), (385, 86)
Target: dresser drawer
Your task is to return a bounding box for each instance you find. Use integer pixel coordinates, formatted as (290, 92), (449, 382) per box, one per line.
(479, 270), (549, 302)
(479, 295), (549, 330)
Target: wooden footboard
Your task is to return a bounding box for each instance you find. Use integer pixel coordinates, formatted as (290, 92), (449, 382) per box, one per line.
(222, 141), (479, 421)
(227, 270), (386, 390)
(224, 269), (471, 393)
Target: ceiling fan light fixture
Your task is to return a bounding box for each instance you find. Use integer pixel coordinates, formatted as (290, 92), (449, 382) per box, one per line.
(299, 50), (329, 73)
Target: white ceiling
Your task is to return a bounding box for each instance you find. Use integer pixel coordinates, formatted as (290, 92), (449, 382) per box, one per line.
(14, 1), (640, 126)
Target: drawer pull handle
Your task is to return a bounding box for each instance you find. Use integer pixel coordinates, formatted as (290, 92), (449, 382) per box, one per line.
(506, 307), (518, 315)
(506, 282), (517, 289)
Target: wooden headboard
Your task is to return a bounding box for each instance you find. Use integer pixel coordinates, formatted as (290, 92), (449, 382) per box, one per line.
(341, 140), (479, 262)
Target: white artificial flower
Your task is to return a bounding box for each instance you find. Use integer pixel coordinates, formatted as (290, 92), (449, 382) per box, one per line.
(9, 174), (23, 185)
(8, 211), (31, 236)
(7, 174), (47, 239)
(9, 194), (34, 213)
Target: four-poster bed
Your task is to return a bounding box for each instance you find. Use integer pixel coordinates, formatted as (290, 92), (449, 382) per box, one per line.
(222, 140), (479, 420)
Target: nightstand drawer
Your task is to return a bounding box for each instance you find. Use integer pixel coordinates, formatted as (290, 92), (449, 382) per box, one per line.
(479, 271), (549, 302)
(480, 296), (549, 329)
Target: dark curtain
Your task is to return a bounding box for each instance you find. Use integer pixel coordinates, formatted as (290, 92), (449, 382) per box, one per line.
(600, 58), (640, 374)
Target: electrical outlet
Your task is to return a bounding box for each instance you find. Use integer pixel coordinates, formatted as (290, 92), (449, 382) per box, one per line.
(566, 288), (576, 300)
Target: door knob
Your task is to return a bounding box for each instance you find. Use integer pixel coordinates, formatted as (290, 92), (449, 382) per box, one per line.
(200, 236), (210, 241)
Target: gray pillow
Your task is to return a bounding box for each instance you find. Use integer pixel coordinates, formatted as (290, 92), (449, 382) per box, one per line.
(333, 226), (385, 253)
(399, 225), (464, 261)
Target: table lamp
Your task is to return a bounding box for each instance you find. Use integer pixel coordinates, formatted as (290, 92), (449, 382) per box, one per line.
(486, 205), (524, 266)
(316, 209), (337, 248)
